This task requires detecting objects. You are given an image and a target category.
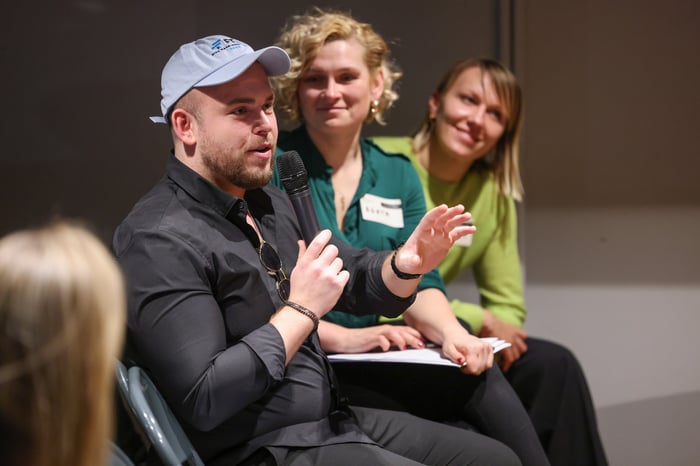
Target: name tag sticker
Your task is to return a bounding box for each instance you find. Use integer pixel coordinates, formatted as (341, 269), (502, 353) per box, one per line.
(454, 221), (474, 247)
(360, 194), (404, 228)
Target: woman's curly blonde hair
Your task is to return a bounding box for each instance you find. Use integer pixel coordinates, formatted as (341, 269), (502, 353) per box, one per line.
(273, 8), (402, 128)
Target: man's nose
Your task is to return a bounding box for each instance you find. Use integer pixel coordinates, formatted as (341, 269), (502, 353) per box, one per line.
(254, 110), (274, 134)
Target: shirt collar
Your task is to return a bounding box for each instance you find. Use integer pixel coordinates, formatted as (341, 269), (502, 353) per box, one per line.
(166, 154), (243, 217)
(165, 154), (275, 247)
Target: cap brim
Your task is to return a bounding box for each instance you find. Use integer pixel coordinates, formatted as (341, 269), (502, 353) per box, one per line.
(197, 46), (290, 88)
(256, 46), (291, 77)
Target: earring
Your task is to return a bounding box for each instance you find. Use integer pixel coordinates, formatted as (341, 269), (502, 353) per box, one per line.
(370, 100), (379, 115)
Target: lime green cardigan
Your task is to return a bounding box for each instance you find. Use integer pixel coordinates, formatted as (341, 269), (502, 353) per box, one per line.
(373, 137), (526, 333)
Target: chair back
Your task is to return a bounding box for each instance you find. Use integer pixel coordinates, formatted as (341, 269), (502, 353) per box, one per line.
(115, 359), (130, 398)
(127, 366), (205, 466)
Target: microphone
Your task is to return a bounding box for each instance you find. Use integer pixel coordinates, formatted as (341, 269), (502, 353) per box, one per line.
(276, 151), (321, 245)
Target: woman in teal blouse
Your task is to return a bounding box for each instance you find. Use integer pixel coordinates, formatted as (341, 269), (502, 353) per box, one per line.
(271, 8), (549, 466)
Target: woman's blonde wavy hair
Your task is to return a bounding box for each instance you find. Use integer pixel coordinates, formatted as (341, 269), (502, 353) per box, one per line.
(273, 8), (402, 128)
(412, 58), (524, 201)
(0, 222), (126, 466)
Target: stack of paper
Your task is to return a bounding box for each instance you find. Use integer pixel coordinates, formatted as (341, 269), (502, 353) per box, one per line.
(327, 338), (511, 368)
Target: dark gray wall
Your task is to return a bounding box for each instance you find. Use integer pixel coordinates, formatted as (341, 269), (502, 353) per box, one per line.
(519, 0), (700, 210)
(1, 0), (501, 242)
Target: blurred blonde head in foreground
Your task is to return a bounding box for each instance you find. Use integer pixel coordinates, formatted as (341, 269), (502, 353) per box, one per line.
(0, 222), (126, 466)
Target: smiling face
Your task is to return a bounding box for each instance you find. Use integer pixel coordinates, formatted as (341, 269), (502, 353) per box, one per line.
(297, 38), (383, 137)
(429, 66), (507, 166)
(173, 63), (278, 196)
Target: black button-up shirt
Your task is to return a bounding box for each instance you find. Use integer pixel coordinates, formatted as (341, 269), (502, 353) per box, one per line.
(113, 155), (414, 463)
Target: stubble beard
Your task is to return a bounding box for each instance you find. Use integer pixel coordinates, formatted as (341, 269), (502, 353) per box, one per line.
(201, 145), (274, 190)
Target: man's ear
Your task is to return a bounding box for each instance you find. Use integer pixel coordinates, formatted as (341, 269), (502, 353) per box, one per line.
(171, 108), (197, 146)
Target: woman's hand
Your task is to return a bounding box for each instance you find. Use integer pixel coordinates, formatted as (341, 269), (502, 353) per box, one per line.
(319, 321), (426, 354)
(441, 326), (494, 375)
(479, 310), (528, 372)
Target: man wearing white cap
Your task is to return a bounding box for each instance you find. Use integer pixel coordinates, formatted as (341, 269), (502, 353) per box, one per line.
(113, 35), (518, 466)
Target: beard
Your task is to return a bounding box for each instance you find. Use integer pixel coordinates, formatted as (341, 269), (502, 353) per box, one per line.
(200, 141), (274, 190)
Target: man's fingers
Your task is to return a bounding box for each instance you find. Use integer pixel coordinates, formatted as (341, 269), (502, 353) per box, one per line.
(336, 269), (350, 287)
(304, 229), (332, 258)
(448, 223), (477, 242)
(412, 204), (450, 236)
(296, 240), (306, 263)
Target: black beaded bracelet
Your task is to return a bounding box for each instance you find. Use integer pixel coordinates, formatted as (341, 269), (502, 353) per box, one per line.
(390, 242), (423, 280)
(285, 300), (319, 332)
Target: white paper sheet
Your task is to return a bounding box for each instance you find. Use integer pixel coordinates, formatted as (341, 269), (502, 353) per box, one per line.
(327, 338), (511, 368)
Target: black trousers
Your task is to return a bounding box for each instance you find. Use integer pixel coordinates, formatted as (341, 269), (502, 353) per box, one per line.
(331, 362), (549, 466)
(240, 406), (521, 466)
(505, 337), (608, 466)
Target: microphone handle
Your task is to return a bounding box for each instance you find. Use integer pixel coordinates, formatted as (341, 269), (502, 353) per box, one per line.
(288, 189), (321, 245)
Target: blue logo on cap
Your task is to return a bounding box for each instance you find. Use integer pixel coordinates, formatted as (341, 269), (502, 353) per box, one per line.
(210, 37), (243, 55)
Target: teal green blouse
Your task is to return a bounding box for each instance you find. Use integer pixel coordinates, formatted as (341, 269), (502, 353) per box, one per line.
(271, 127), (446, 328)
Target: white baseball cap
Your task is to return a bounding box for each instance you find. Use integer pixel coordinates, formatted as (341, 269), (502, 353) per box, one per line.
(150, 35), (290, 124)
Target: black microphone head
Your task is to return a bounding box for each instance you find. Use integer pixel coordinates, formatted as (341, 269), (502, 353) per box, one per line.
(276, 151), (308, 194)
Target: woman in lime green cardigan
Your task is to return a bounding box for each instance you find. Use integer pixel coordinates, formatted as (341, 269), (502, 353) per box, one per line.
(374, 58), (607, 466)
